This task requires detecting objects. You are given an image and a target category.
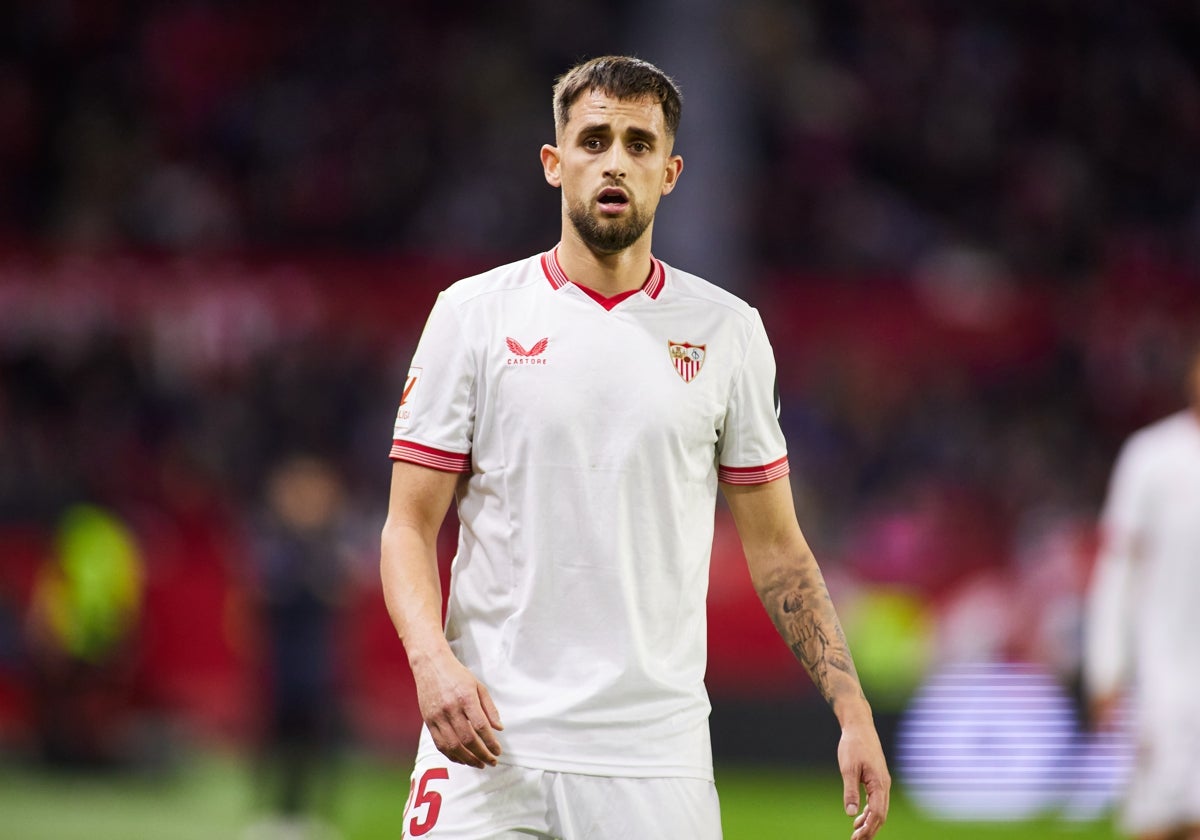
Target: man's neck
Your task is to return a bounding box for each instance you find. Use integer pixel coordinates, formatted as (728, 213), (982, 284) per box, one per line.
(556, 230), (654, 297)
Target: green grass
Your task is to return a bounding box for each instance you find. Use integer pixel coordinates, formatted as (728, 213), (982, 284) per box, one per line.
(0, 752), (1119, 840)
(716, 766), (1119, 840)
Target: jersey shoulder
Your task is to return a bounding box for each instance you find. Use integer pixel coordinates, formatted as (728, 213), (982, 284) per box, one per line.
(1121, 410), (1198, 468)
(660, 262), (761, 325)
(1130, 411), (1195, 447)
(440, 253), (545, 307)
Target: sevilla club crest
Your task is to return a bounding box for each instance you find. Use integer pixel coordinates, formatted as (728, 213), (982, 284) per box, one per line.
(668, 341), (706, 383)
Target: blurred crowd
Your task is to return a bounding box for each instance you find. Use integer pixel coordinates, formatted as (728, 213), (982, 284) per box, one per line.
(0, 0), (629, 254)
(740, 0), (1200, 276)
(0, 259), (402, 770)
(2, 1), (1198, 277)
(0, 0), (1199, 782)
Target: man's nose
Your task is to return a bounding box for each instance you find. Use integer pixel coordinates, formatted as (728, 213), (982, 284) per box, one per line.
(602, 146), (627, 180)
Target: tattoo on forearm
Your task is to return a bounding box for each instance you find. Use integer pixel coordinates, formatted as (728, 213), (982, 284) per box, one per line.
(762, 565), (863, 710)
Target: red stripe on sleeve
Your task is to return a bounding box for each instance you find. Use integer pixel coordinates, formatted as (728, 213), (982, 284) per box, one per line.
(718, 455), (790, 485)
(389, 440), (472, 473)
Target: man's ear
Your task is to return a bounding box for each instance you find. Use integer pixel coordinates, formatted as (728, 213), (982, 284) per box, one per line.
(541, 144), (562, 188)
(661, 154), (684, 195)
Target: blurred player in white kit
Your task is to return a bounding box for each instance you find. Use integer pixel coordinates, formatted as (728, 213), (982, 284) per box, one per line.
(379, 55), (889, 839)
(1085, 339), (1200, 840)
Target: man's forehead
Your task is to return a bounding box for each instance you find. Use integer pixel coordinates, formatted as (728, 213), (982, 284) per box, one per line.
(565, 89), (666, 132)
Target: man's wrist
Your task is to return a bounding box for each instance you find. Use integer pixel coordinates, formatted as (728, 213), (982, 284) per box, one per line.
(834, 693), (875, 730)
(403, 633), (454, 670)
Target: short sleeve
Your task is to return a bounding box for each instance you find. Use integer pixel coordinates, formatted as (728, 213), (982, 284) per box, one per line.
(389, 292), (474, 472)
(717, 310), (789, 485)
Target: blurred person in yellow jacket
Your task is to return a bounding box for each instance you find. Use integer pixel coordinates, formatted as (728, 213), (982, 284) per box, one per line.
(26, 504), (144, 767)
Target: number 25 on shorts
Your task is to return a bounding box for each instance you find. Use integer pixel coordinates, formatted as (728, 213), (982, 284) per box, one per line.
(404, 768), (449, 837)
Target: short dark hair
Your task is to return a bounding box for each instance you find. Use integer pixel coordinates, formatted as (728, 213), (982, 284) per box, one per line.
(552, 55), (682, 139)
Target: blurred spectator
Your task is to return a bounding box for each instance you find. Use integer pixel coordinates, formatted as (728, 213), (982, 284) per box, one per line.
(243, 453), (353, 839)
(24, 504), (145, 767)
(1, 1), (1196, 276)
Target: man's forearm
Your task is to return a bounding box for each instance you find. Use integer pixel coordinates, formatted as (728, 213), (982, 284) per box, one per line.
(723, 477), (874, 725)
(380, 504), (506, 769)
(1083, 539), (1136, 702)
(381, 461), (462, 664)
(754, 557), (871, 724)
(380, 519), (452, 664)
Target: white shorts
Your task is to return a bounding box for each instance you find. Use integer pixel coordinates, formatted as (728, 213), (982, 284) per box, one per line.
(400, 756), (723, 840)
(1121, 717), (1200, 835)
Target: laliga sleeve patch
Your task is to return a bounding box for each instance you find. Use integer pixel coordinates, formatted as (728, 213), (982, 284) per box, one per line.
(394, 367), (421, 433)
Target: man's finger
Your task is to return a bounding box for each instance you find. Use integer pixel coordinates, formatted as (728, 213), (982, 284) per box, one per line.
(451, 745), (485, 769)
(842, 766), (860, 816)
(468, 714), (503, 762)
(433, 730), (484, 768)
(850, 805), (869, 840)
(864, 764), (891, 823)
(479, 683), (504, 731)
(452, 715), (498, 766)
(867, 777), (889, 825)
(429, 715), (485, 768)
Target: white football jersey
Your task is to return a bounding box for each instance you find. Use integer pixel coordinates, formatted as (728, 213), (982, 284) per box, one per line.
(391, 248), (788, 780)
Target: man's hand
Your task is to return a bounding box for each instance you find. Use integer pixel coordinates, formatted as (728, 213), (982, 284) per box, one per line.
(838, 720), (890, 840)
(411, 651), (504, 769)
(1088, 690), (1123, 732)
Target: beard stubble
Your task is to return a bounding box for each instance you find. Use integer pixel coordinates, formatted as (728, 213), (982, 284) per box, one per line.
(566, 192), (653, 255)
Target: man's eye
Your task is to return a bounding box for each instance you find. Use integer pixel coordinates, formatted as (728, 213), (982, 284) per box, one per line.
(630, 142), (649, 153)
(585, 138), (603, 150)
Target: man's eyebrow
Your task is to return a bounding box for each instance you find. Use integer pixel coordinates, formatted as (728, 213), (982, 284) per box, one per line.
(576, 122), (660, 143)
(577, 121), (613, 136)
(624, 126), (658, 143)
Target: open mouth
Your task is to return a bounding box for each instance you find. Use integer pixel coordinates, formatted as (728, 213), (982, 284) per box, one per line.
(597, 187), (629, 212)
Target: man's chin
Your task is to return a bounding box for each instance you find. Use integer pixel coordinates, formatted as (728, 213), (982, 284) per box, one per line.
(569, 214), (649, 255)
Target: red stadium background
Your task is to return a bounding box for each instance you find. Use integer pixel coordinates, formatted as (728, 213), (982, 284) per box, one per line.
(2, 247), (1194, 762)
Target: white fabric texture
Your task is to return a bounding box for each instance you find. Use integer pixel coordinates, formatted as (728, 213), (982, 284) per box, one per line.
(392, 250), (788, 780)
(401, 756), (722, 839)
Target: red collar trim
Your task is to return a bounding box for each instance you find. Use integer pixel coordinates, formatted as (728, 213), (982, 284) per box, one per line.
(574, 284), (640, 311)
(540, 247), (665, 304)
(541, 249), (571, 290)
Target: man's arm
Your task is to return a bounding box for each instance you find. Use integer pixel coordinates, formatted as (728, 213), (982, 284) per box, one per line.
(723, 477), (890, 840)
(1083, 438), (1144, 731)
(1083, 525), (1138, 731)
(380, 460), (503, 768)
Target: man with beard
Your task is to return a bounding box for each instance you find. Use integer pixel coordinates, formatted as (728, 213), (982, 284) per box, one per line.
(380, 55), (889, 839)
